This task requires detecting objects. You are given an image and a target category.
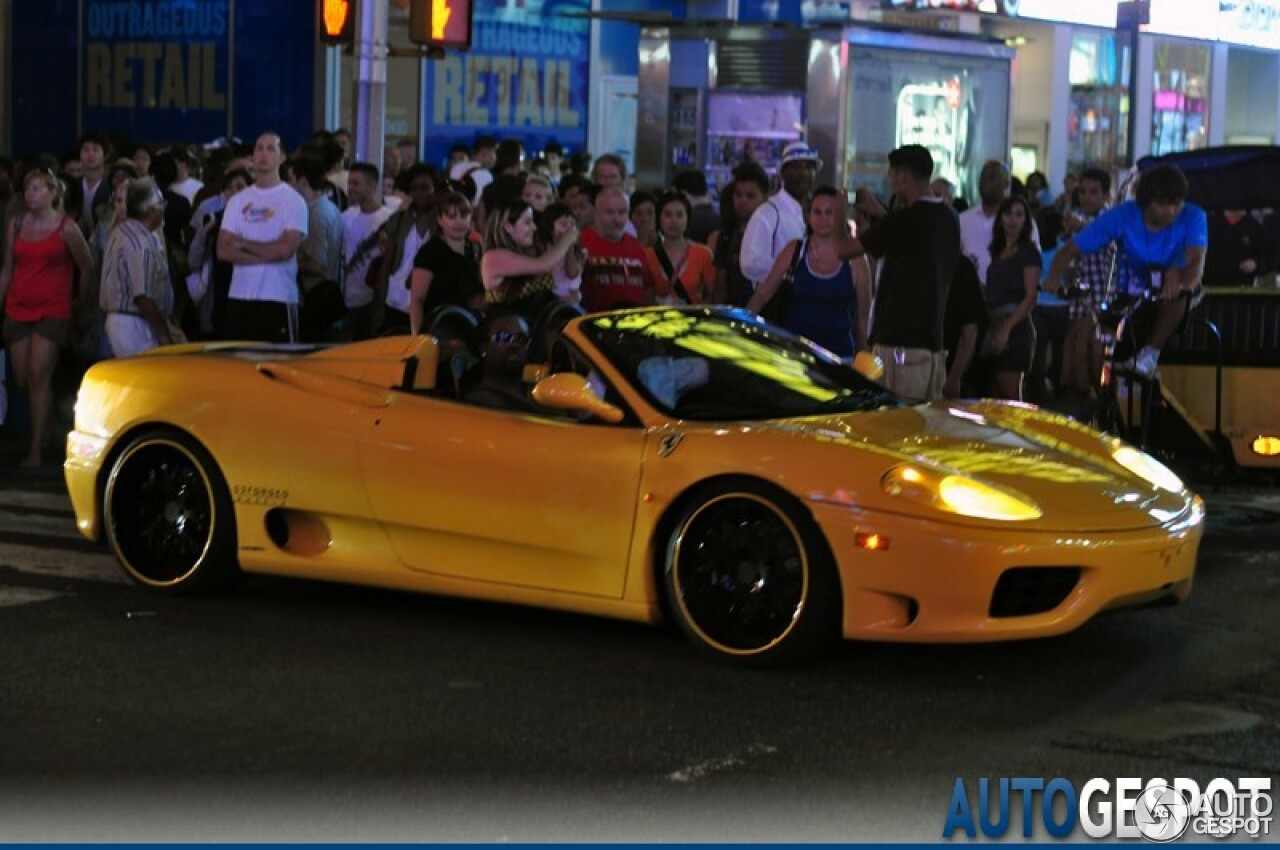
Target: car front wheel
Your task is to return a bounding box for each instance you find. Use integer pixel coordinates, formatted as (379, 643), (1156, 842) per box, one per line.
(104, 430), (238, 593)
(664, 480), (840, 665)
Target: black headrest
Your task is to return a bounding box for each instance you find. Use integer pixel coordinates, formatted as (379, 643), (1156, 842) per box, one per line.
(426, 305), (480, 349)
(529, 300), (586, 363)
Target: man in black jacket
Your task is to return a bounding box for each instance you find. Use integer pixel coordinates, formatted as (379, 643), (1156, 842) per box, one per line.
(63, 130), (113, 235)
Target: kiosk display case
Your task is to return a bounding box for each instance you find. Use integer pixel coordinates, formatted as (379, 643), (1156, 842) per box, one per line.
(636, 23), (1013, 202)
(705, 91), (805, 189)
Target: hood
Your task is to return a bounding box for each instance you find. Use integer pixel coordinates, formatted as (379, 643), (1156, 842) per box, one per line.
(754, 401), (1190, 532)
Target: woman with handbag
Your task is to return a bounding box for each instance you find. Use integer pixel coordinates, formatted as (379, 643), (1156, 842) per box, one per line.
(746, 186), (872, 360)
(644, 192), (715, 305)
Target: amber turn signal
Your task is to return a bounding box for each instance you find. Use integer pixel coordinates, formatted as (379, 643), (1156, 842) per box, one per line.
(855, 532), (889, 552)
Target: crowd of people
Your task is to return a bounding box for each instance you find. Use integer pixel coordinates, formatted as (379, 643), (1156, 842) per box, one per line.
(0, 122), (1247, 466)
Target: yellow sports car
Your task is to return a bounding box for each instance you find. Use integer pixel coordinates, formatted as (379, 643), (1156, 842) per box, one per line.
(66, 307), (1203, 665)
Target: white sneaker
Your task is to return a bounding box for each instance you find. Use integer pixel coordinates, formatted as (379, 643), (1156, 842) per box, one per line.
(1133, 347), (1160, 379)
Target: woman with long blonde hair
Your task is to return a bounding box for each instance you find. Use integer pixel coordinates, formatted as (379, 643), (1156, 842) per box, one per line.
(0, 168), (94, 466)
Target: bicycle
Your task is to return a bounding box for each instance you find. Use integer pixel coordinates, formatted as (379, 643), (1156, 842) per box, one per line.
(1063, 253), (1223, 456)
(1059, 247), (1161, 446)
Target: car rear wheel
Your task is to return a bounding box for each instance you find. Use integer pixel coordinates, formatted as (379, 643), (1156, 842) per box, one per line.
(104, 430), (238, 593)
(664, 480), (839, 665)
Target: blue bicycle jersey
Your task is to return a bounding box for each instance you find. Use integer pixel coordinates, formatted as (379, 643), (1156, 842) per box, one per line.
(1073, 200), (1208, 292)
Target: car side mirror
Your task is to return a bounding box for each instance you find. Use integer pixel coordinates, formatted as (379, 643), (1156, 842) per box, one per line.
(852, 350), (884, 382)
(531, 373), (624, 424)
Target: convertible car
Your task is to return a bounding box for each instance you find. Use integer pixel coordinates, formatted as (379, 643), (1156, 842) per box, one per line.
(66, 307), (1203, 665)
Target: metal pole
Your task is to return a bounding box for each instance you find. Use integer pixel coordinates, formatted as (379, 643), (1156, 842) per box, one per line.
(354, 0), (389, 167)
(0, 0), (11, 152)
(323, 45), (342, 130)
(1126, 24), (1139, 165)
(228, 0), (236, 139)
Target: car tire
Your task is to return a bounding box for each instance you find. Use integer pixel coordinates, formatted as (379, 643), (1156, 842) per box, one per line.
(663, 479), (840, 665)
(104, 430), (239, 593)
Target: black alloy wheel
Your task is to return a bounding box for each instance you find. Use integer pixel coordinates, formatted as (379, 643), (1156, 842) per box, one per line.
(665, 480), (839, 665)
(104, 431), (238, 592)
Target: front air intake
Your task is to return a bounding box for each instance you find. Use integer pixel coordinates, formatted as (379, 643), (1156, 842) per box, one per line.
(989, 567), (1081, 618)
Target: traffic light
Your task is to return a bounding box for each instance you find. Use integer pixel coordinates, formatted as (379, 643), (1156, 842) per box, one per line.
(319, 0), (355, 46)
(409, 0), (473, 50)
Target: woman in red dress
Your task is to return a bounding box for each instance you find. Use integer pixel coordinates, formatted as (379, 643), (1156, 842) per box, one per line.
(0, 169), (94, 466)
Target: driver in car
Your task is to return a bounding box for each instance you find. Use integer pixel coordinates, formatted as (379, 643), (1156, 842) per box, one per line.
(465, 310), (542, 413)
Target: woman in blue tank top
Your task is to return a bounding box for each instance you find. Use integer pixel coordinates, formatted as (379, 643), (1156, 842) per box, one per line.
(747, 186), (872, 359)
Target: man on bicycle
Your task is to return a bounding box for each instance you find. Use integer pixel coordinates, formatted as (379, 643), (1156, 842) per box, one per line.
(1045, 164), (1207, 379)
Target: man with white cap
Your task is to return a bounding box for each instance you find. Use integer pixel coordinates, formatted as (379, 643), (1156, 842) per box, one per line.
(739, 141), (820, 290)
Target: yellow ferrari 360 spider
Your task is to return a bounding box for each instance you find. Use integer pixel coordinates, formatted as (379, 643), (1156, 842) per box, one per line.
(66, 307), (1203, 664)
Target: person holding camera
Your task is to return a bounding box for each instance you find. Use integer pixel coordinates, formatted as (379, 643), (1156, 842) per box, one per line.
(831, 145), (961, 400)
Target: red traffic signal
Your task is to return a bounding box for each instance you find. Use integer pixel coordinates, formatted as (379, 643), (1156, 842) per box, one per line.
(409, 0), (473, 50)
(320, 0), (355, 45)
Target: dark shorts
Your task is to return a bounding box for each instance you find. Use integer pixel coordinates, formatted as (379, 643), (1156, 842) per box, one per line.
(1112, 286), (1202, 360)
(986, 316), (1036, 374)
(342, 303), (375, 342)
(380, 306), (412, 337)
(223, 299), (298, 344)
(4, 315), (71, 346)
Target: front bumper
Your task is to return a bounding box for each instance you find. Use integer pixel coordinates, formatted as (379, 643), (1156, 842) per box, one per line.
(812, 497), (1202, 642)
(65, 429), (108, 541)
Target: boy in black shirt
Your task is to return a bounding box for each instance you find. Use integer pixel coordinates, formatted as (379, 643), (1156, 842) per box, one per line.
(834, 144), (961, 400)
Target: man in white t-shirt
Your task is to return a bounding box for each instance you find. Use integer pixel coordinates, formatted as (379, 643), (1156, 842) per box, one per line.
(959, 160), (1040, 285)
(341, 162), (392, 341)
(217, 132), (309, 343)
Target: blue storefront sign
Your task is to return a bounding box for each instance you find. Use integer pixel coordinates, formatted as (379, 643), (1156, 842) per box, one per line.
(9, 0), (315, 156)
(419, 0), (590, 166)
(80, 0), (233, 144)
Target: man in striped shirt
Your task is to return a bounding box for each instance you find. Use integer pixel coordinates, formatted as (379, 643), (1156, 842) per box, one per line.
(99, 178), (177, 357)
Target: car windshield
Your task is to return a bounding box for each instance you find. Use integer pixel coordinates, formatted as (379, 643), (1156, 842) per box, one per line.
(579, 308), (901, 421)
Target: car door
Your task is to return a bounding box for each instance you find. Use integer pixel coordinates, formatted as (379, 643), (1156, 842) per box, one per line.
(357, 392), (645, 599)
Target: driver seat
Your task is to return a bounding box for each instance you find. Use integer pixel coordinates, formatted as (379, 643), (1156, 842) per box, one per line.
(425, 305), (483, 399)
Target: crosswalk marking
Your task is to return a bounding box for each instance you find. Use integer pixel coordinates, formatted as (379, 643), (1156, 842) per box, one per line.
(0, 508), (82, 540)
(0, 587), (71, 607)
(0, 486), (128, 595)
(0, 541), (126, 585)
(0, 490), (74, 511)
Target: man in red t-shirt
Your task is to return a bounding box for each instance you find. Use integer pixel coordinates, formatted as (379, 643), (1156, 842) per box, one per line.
(579, 187), (655, 313)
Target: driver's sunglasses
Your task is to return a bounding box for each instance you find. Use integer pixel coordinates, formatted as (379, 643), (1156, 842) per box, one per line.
(490, 330), (529, 345)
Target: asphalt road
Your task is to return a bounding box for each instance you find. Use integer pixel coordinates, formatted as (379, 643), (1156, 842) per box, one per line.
(0, 466), (1277, 842)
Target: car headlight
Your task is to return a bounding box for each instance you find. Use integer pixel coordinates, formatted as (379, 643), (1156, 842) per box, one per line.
(881, 465), (1042, 522)
(1112, 445), (1183, 493)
